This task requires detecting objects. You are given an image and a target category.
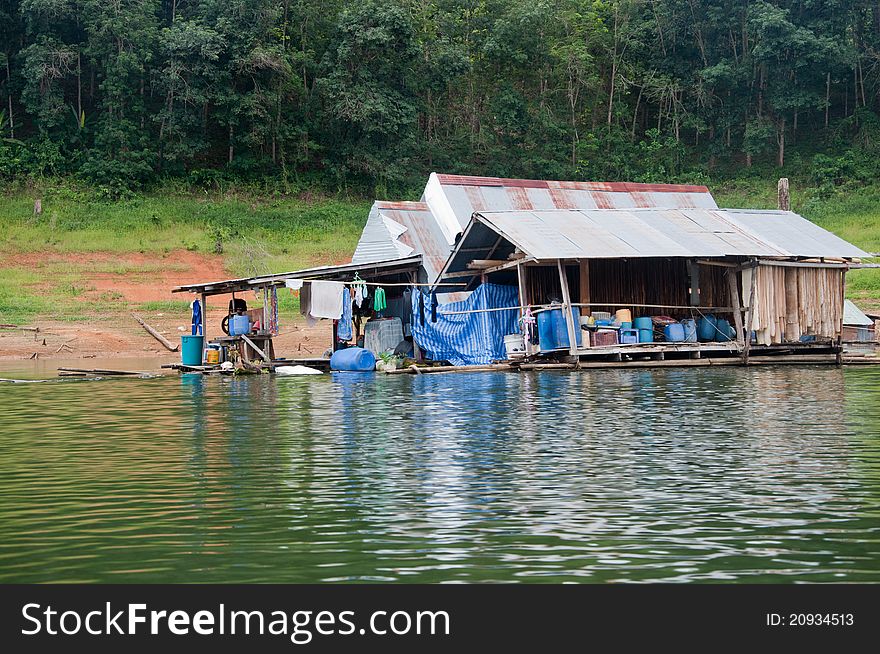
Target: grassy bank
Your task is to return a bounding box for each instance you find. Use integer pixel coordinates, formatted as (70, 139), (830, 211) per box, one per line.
(1, 178), (878, 325)
(0, 184), (370, 324)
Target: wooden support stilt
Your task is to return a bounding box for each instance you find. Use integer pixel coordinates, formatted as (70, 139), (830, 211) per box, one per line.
(556, 259), (579, 356)
(200, 292), (207, 364)
(742, 262), (757, 365)
(726, 269), (744, 346)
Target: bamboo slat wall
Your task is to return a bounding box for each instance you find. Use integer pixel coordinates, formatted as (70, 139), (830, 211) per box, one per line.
(745, 265), (844, 345)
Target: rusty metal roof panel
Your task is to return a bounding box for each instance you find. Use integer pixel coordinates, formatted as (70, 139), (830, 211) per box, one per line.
(422, 172), (719, 243)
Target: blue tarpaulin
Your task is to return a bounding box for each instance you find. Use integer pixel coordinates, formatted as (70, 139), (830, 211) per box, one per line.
(411, 283), (520, 366)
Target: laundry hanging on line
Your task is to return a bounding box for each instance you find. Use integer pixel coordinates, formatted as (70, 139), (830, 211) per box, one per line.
(309, 280), (345, 320)
(337, 287), (353, 341)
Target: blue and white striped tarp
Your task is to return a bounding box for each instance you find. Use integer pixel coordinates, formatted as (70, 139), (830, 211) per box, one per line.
(411, 283), (520, 366)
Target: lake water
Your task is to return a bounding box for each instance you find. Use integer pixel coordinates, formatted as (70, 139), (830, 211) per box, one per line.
(1, 365), (878, 583)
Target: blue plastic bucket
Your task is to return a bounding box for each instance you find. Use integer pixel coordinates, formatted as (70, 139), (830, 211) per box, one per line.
(330, 347), (376, 371)
(181, 335), (204, 365)
(664, 323), (686, 342)
(638, 328), (654, 343)
(634, 316), (652, 330)
(229, 314), (251, 336)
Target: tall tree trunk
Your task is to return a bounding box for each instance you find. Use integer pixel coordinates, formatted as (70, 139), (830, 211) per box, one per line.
(228, 124), (234, 163)
(825, 72), (830, 128)
(5, 55), (13, 138)
(777, 117), (785, 168)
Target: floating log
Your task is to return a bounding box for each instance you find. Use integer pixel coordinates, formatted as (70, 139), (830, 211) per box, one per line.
(131, 313), (179, 351)
(57, 367), (141, 376)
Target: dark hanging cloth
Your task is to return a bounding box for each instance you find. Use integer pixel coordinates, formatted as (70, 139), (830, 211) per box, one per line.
(418, 291), (425, 326)
(430, 291), (438, 322)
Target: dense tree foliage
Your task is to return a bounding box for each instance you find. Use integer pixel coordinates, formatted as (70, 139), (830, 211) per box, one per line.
(4, 0), (880, 195)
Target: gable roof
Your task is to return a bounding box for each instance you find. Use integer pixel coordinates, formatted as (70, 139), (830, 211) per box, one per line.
(352, 201), (451, 284)
(421, 172), (718, 245)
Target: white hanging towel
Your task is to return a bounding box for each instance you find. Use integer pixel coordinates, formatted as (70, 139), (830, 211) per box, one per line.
(309, 280), (344, 319)
(285, 278), (304, 290)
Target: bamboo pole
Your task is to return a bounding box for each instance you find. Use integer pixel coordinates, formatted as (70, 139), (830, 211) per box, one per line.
(556, 259), (579, 356)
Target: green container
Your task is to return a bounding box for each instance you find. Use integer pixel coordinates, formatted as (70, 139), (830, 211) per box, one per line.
(181, 335), (204, 365)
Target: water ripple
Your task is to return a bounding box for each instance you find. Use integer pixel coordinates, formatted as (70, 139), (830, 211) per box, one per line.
(0, 366), (878, 582)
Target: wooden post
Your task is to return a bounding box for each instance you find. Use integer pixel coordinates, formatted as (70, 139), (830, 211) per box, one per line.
(836, 269), (846, 366)
(777, 177), (790, 211)
(516, 262), (530, 355)
(726, 270), (744, 346)
(742, 262), (757, 364)
(557, 259), (579, 356)
(579, 260), (590, 315)
(200, 292), (208, 363)
(262, 286), (269, 333)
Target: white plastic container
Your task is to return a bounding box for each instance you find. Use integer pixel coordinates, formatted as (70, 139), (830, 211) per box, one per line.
(504, 333), (526, 358)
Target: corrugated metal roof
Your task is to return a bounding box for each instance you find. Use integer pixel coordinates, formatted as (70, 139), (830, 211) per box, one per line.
(448, 207), (868, 265)
(844, 299), (874, 326)
(352, 201), (452, 284)
(721, 209), (869, 258)
(421, 172), (719, 245)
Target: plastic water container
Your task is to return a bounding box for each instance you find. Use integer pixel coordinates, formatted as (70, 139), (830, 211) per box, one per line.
(181, 335), (204, 365)
(620, 328), (639, 344)
(634, 316), (653, 330)
(229, 314), (251, 336)
(537, 310), (556, 352)
(664, 323), (686, 342)
(681, 319), (697, 343)
(620, 321), (632, 330)
(697, 315), (717, 342)
(330, 347), (376, 371)
(205, 345), (221, 365)
(715, 319), (733, 342)
(503, 333), (525, 358)
(638, 328), (654, 343)
(552, 307), (582, 348)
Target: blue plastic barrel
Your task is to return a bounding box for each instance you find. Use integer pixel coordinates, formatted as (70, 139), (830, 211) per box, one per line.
(697, 315), (717, 341)
(229, 314), (251, 336)
(638, 328), (654, 343)
(181, 335), (204, 365)
(330, 347), (376, 371)
(634, 316), (653, 330)
(681, 319), (697, 343)
(664, 323), (686, 342)
(715, 319), (732, 342)
(552, 307), (581, 348)
(537, 310), (556, 352)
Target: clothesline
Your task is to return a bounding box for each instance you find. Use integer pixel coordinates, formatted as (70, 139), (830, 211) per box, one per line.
(282, 278), (467, 287)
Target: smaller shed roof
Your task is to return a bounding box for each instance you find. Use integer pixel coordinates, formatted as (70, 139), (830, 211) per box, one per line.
(173, 256), (423, 296)
(352, 201), (451, 284)
(844, 300), (874, 327)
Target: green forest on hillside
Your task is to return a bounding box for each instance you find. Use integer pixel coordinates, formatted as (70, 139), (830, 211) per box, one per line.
(3, 0), (880, 197)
